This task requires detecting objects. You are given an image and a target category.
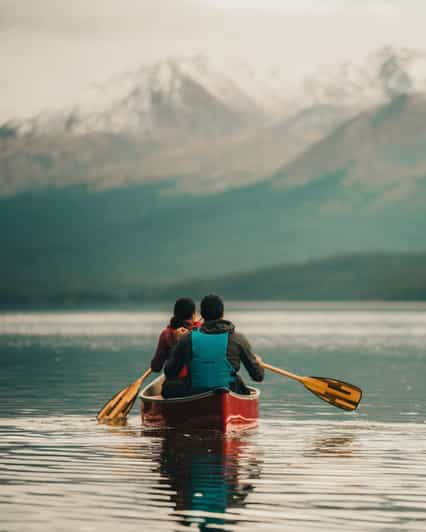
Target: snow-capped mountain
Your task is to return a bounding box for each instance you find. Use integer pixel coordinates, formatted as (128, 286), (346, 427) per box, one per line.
(300, 46), (426, 111)
(10, 46), (426, 140)
(3, 46), (426, 197)
(11, 55), (265, 140)
(3, 47), (426, 296)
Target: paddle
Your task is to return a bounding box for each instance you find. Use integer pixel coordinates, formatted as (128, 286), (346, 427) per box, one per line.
(261, 362), (362, 411)
(97, 368), (152, 422)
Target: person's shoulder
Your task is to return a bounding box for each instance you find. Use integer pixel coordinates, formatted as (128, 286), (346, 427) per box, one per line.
(230, 330), (250, 346)
(159, 326), (171, 337)
(175, 328), (193, 346)
(158, 326), (174, 343)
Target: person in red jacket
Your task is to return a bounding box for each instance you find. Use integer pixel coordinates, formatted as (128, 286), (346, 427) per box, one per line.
(150, 297), (201, 396)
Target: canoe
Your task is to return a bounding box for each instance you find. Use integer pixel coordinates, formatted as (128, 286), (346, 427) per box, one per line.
(140, 375), (260, 432)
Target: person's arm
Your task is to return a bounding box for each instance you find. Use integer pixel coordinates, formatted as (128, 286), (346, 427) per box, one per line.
(234, 333), (264, 382)
(164, 333), (191, 380)
(150, 330), (172, 372)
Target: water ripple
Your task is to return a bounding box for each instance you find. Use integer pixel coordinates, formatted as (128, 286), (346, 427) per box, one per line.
(1, 416), (426, 531)
(1, 306), (426, 530)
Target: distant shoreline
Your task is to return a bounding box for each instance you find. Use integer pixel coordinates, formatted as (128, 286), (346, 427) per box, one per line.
(2, 300), (426, 315)
(2, 252), (426, 310)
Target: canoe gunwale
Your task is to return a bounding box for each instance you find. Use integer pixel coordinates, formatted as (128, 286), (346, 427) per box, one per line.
(139, 375), (260, 404)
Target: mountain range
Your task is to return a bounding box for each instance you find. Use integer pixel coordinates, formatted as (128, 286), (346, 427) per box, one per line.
(3, 46), (426, 195)
(1, 46), (426, 303)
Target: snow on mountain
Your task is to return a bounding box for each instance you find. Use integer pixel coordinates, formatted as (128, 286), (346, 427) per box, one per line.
(8, 46), (426, 140)
(10, 55), (264, 140)
(300, 46), (426, 111)
(370, 46), (426, 95)
(207, 58), (297, 115)
(3, 46), (426, 197)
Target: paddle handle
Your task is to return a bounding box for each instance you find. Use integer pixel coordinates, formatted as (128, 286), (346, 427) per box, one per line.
(261, 362), (305, 383)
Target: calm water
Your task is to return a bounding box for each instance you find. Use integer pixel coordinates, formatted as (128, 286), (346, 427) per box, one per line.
(1, 303), (426, 531)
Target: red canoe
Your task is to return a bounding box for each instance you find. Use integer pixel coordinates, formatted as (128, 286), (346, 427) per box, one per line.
(140, 376), (260, 433)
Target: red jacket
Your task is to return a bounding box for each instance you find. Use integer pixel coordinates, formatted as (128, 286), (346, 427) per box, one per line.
(150, 321), (201, 378)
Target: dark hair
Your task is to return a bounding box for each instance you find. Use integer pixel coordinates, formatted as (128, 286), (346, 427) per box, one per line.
(200, 294), (224, 321)
(170, 297), (196, 329)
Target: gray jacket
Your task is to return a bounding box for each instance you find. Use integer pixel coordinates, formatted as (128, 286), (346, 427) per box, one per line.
(164, 319), (264, 382)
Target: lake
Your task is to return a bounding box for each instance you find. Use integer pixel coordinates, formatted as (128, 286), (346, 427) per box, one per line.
(1, 302), (426, 531)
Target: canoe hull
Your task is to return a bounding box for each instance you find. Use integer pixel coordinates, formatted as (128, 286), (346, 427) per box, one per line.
(140, 376), (259, 433)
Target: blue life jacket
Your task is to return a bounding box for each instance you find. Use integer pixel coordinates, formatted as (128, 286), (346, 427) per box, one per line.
(190, 329), (235, 392)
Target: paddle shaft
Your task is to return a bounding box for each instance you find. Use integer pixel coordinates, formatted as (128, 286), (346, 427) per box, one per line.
(261, 362), (305, 383)
(134, 368), (153, 389)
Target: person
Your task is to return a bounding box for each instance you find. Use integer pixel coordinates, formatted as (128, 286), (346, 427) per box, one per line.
(150, 297), (201, 397)
(164, 294), (264, 396)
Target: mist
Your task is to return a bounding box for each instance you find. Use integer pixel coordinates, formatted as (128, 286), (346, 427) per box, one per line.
(2, 0), (426, 121)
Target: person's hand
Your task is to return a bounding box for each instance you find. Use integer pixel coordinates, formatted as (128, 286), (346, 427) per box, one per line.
(173, 327), (188, 341)
(255, 354), (263, 365)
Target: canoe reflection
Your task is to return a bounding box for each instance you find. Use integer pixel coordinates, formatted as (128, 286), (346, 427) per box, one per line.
(158, 430), (261, 531)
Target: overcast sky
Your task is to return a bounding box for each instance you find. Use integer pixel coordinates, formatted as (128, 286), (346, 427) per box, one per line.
(203, 0), (425, 13)
(1, 0), (426, 122)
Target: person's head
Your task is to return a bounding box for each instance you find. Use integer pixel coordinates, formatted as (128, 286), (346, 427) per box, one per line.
(170, 297), (196, 329)
(200, 294), (224, 321)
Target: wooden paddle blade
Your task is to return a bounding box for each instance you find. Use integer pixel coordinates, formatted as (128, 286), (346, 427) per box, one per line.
(105, 380), (142, 421)
(97, 385), (130, 420)
(302, 376), (362, 411)
(97, 369), (152, 423)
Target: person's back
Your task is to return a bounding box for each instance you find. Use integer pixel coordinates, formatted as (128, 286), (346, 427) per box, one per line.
(150, 297), (201, 397)
(165, 294), (264, 395)
(150, 297), (200, 372)
(190, 322), (235, 393)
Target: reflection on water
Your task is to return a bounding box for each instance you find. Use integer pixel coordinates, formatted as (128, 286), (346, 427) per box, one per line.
(101, 425), (261, 531)
(2, 303), (426, 351)
(1, 416), (426, 531)
(1, 414), (426, 531)
(157, 431), (260, 531)
(102, 424), (261, 531)
(1, 305), (426, 530)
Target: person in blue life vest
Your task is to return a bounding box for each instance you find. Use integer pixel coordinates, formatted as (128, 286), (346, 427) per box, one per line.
(164, 294), (264, 396)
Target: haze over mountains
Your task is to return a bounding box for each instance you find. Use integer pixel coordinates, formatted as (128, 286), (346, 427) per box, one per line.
(3, 46), (426, 195)
(1, 45), (426, 302)
(5, 0), (426, 122)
